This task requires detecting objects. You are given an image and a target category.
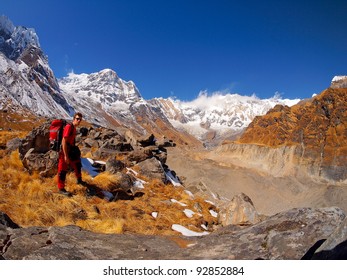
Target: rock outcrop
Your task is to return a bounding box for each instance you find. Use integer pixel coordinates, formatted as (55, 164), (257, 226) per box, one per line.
(17, 121), (177, 186)
(218, 193), (262, 226)
(331, 76), (347, 89)
(1, 207), (345, 260)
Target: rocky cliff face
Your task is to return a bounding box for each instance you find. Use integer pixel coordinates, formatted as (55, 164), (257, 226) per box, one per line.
(210, 84), (347, 183)
(0, 15), (40, 60)
(0, 16), (71, 117)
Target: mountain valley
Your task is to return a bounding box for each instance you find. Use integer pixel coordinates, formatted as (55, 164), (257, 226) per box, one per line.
(1, 15), (346, 260)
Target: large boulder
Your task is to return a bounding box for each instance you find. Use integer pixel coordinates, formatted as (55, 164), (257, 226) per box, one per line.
(218, 193), (262, 226)
(18, 121), (50, 159)
(137, 133), (155, 147)
(22, 148), (59, 177)
(18, 121), (58, 176)
(186, 207), (346, 260)
(135, 157), (167, 183)
(105, 158), (126, 174)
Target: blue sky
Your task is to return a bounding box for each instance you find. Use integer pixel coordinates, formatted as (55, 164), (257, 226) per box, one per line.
(1, 0), (347, 101)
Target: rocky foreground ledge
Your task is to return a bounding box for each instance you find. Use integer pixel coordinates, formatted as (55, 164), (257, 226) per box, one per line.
(1, 207), (346, 260)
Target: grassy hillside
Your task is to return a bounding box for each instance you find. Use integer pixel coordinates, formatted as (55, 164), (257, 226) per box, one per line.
(0, 129), (218, 236)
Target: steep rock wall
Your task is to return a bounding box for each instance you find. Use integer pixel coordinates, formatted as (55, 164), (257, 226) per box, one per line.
(219, 87), (347, 183)
(210, 142), (346, 183)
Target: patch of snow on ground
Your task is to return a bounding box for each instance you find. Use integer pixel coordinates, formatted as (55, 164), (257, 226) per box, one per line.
(101, 190), (114, 201)
(184, 190), (194, 198)
(205, 200), (215, 205)
(133, 180), (145, 189)
(126, 167), (138, 176)
(209, 209), (218, 217)
(201, 224), (208, 230)
(126, 168), (147, 189)
(165, 170), (181, 186)
(210, 192), (219, 200)
(171, 224), (209, 237)
(171, 199), (187, 206)
(81, 158), (100, 177)
(183, 209), (195, 218)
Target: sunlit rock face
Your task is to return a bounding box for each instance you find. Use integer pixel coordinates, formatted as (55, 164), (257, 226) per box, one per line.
(213, 85), (347, 182)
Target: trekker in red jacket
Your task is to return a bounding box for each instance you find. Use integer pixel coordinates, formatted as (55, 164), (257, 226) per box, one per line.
(57, 112), (83, 196)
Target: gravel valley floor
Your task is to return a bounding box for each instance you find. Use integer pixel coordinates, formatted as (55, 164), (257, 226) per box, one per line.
(166, 147), (347, 216)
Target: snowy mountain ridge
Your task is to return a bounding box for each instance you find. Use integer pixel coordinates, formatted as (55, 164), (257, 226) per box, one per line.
(149, 92), (300, 141)
(59, 69), (142, 106)
(59, 69), (156, 133)
(0, 15), (71, 117)
(59, 68), (301, 142)
(0, 15), (40, 60)
(2, 15), (336, 146)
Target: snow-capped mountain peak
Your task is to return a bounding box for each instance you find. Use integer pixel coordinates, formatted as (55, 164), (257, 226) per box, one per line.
(59, 69), (142, 106)
(332, 75), (347, 82)
(0, 15), (310, 147)
(0, 16), (71, 117)
(331, 75), (347, 89)
(0, 15), (40, 60)
(150, 92), (300, 143)
(58, 69), (149, 130)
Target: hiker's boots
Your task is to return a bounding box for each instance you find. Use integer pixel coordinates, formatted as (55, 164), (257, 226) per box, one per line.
(59, 188), (72, 197)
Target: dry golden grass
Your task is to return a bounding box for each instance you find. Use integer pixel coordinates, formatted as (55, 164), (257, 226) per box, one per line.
(0, 139), (219, 236)
(0, 104), (218, 235)
(0, 105), (46, 132)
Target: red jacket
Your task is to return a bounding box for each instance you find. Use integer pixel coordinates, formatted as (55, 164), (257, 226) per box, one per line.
(63, 123), (76, 146)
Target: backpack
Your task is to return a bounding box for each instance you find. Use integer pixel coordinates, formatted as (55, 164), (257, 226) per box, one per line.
(49, 119), (68, 151)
